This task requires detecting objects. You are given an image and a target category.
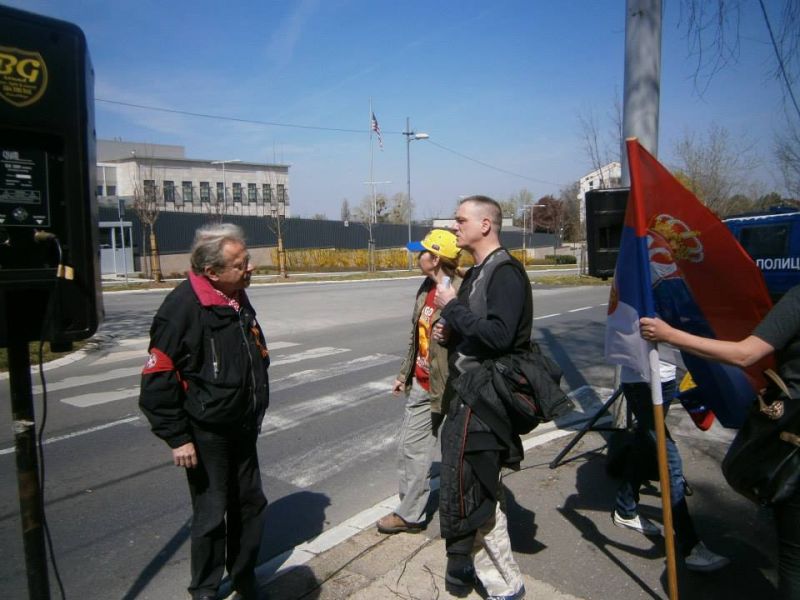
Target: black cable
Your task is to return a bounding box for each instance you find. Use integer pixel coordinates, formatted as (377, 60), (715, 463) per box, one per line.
(35, 237), (67, 599)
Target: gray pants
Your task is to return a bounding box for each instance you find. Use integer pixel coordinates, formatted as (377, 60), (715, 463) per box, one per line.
(395, 386), (438, 524)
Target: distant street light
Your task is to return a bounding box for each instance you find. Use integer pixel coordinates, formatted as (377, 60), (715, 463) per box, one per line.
(521, 204), (536, 265)
(403, 117), (429, 270)
(211, 159), (241, 214)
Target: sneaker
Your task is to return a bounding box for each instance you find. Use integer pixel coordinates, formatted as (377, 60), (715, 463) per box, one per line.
(486, 585), (526, 600)
(376, 512), (424, 534)
(613, 510), (661, 536)
(685, 541), (730, 572)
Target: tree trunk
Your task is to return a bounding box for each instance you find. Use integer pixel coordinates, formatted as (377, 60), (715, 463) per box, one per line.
(148, 226), (163, 282)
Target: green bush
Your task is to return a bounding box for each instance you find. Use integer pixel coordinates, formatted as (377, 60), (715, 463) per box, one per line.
(544, 254), (577, 264)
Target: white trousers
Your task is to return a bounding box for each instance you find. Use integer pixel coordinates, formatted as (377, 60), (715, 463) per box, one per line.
(472, 484), (525, 597)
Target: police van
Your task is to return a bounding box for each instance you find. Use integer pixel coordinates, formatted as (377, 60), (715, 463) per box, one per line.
(724, 206), (800, 301)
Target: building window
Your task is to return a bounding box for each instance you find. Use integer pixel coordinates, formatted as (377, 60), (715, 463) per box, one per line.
(216, 182), (224, 204)
(106, 185), (117, 197)
(248, 183), (257, 203)
(163, 180), (175, 203)
(143, 180), (156, 203)
(232, 183), (242, 203)
(262, 184), (272, 205)
(96, 185), (103, 197)
(200, 181), (210, 203)
(182, 181), (193, 203)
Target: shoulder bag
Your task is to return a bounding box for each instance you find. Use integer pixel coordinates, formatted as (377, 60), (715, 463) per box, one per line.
(721, 369), (800, 506)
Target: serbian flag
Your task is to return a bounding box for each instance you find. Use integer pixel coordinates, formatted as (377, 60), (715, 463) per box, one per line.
(605, 139), (773, 427)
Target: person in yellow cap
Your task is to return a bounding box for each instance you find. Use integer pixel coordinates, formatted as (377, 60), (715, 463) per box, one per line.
(377, 229), (462, 534)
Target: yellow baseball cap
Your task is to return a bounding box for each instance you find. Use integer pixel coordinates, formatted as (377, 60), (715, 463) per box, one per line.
(407, 229), (460, 260)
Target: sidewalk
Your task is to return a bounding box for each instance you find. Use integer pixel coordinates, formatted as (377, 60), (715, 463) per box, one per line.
(256, 409), (779, 600)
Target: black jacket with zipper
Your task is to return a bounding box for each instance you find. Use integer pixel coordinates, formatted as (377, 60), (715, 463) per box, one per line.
(139, 276), (269, 448)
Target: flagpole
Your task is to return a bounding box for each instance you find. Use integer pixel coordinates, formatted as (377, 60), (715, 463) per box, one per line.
(368, 99), (375, 271)
(649, 343), (679, 600)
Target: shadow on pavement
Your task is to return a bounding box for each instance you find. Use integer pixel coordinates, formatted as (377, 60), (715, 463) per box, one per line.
(120, 517), (191, 600)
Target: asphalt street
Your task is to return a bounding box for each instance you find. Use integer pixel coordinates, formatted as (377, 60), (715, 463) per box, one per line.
(0, 279), (613, 599)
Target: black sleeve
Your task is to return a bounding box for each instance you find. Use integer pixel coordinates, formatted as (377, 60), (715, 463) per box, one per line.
(138, 296), (194, 449)
(753, 285), (800, 351)
(441, 263), (526, 353)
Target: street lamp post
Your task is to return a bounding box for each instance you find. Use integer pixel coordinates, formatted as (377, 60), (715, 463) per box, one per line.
(403, 118), (429, 270)
(521, 204), (535, 266)
(211, 159), (241, 215)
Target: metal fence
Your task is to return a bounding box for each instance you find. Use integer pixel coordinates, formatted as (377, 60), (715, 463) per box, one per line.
(97, 207), (555, 256)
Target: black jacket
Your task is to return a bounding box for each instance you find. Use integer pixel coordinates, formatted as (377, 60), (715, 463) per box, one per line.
(139, 274), (270, 448)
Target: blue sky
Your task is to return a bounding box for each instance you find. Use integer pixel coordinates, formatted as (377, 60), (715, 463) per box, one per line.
(5, 0), (793, 219)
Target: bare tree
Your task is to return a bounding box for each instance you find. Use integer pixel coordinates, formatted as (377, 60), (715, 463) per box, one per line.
(130, 162), (163, 282)
(384, 192), (412, 224)
(680, 0), (800, 101)
(671, 123), (759, 216)
(558, 182), (582, 242)
(578, 97), (621, 186)
(340, 198), (351, 222)
(776, 119), (800, 198)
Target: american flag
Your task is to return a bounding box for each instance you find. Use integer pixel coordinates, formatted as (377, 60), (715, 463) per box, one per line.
(371, 112), (383, 150)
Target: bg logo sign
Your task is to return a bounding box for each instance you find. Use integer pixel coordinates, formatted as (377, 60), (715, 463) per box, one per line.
(0, 46), (48, 107)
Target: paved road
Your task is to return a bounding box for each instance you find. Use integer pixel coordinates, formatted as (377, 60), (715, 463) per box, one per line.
(0, 279), (613, 599)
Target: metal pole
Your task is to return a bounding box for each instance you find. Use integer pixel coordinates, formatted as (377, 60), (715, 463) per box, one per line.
(522, 207), (527, 264)
(222, 162), (227, 215)
(118, 198), (128, 284)
(7, 295), (51, 599)
(621, 0), (662, 184)
(111, 226), (118, 277)
(406, 117), (413, 270)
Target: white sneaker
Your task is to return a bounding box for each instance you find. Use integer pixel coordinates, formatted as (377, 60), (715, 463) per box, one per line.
(613, 510), (661, 536)
(685, 541), (730, 572)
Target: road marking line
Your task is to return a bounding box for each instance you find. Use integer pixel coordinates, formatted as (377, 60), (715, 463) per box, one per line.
(270, 354), (397, 392)
(534, 313), (560, 320)
(568, 306), (593, 313)
(270, 347), (349, 366)
(0, 416), (140, 456)
(61, 387), (141, 408)
(92, 349), (149, 366)
(260, 379), (392, 436)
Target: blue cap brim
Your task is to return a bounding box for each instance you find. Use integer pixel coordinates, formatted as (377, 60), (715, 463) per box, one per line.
(406, 241), (426, 252)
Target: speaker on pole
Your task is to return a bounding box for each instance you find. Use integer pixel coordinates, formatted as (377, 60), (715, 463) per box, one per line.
(585, 188), (628, 279)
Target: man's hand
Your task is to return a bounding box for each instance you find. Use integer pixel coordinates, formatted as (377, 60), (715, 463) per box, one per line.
(432, 322), (450, 344)
(172, 442), (198, 469)
(434, 282), (456, 309)
(392, 378), (405, 396)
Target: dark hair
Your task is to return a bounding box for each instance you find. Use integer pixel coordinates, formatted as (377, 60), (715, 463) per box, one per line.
(460, 195), (503, 231)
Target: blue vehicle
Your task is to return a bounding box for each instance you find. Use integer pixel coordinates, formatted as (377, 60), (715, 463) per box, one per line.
(724, 206), (800, 301)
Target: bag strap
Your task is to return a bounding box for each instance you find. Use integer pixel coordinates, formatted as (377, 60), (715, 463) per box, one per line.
(764, 368), (790, 397)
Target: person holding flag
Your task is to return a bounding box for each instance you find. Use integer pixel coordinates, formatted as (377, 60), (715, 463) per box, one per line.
(611, 362), (730, 572)
(640, 286), (800, 599)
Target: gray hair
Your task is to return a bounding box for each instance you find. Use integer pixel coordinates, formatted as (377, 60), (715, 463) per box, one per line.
(190, 223), (246, 274)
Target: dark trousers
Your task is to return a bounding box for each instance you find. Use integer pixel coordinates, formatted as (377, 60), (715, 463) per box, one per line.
(615, 380), (699, 555)
(186, 425), (267, 599)
(775, 491), (800, 599)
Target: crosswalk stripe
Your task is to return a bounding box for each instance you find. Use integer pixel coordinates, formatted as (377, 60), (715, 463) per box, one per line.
(260, 379), (392, 437)
(270, 347), (349, 366)
(62, 387), (140, 408)
(270, 354), (397, 393)
(92, 350), (149, 366)
(263, 420), (398, 487)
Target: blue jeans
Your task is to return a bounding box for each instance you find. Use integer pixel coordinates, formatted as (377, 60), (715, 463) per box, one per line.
(615, 380), (699, 554)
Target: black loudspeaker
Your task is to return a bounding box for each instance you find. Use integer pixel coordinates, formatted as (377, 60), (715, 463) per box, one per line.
(585, 188), (628, 279)
(0, 6), (103, 346)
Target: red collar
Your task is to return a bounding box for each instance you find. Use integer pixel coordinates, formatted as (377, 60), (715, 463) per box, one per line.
(188, 271), (245, 308)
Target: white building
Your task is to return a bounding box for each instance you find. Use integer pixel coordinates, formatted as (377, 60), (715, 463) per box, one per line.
(577, 161), (622, 227)
(96, 140), (291, 218)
